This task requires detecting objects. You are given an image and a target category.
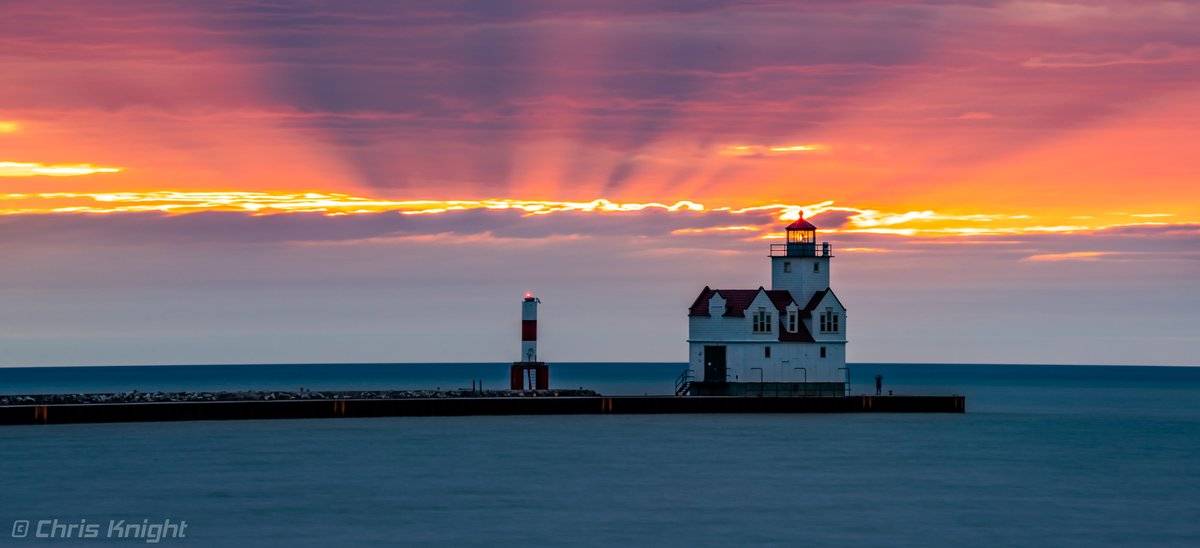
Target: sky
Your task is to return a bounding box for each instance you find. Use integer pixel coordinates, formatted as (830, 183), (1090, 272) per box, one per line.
(1, 0), (1197, 366)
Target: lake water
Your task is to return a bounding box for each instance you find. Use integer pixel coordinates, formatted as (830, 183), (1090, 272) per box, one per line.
(1, 363), (1197, 546)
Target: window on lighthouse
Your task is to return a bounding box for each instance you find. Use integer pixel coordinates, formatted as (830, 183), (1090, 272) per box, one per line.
(820, 308), (840, 333)
(783, 261), (792, 273)
(752, 308), (772, 333)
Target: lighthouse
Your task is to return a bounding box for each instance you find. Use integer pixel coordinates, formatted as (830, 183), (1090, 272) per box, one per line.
(521, 292), (539, 362)
(684, 216), (847, 396)
(511, 293), (550, 390)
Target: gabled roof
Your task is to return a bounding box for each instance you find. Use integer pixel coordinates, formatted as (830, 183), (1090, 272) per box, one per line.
(689, 286), (821, 342)
(802, 288), (847, 312)
(688, 286), (715, 317)
(778, 317), (815, 342)
(801, 289), (826, 311)
(688, 286), (796, 318)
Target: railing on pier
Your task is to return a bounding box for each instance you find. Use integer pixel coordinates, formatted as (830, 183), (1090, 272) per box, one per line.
(674, 369), (694, 396)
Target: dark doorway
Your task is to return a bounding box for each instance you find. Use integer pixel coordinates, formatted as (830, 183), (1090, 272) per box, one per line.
(703, 345), (727, 383)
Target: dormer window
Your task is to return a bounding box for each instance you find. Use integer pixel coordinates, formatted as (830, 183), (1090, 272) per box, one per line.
(709, 295), (726, 316)
(787, 310), (798, 332)
(752, 308), (772, 333)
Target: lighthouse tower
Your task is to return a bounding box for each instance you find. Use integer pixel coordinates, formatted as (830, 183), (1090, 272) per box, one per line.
(770, 217), (832, 303)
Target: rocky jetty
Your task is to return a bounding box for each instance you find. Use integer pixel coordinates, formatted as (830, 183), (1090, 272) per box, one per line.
(0, 388), (600, 406)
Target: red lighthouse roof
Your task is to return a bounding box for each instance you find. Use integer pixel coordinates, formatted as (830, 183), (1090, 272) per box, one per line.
(786, 216), (818, 231)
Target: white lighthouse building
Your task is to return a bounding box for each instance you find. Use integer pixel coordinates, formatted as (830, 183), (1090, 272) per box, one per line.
(683, 216), (847, 396)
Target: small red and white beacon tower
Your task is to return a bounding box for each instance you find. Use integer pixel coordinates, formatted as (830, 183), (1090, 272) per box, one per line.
(511, 292), (550, 390)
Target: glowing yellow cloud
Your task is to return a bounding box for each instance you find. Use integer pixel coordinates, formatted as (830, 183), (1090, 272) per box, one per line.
(721, 144), (829, 157)
(0, 121), (19, 134)
(0, 162), (122, 177)
(838, 247), (892, 254)
(768, 145), (825, 153)
(0, 192), (704, 216)
(0, 191), (1189, 239)
(670, 226), (761, 235)
(1023, 251), (1117, 262)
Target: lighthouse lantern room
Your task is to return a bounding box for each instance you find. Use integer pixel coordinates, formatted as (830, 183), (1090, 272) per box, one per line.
(785, 217), (817, 256)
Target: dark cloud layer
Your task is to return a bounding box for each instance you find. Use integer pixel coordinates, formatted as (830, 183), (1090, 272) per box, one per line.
(1, 210), (1196, 366)
(2, 210), (1197, 262)
(0, 209), (773, 245)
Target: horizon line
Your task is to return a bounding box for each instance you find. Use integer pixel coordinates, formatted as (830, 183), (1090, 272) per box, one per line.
(0, 361), (1196, 369)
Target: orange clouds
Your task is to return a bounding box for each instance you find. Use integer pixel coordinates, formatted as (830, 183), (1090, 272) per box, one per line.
(0, 161), (122, 177)
(0, 1), (1196, 233)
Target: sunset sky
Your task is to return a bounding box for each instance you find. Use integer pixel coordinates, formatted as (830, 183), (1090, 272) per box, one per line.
(1, 1), (1197, 366)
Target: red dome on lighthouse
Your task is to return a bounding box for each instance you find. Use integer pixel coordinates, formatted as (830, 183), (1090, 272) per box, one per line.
(786, 216), (818, 231)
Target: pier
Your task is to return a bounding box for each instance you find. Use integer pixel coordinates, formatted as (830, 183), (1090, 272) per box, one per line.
(0, 392), (964, 425)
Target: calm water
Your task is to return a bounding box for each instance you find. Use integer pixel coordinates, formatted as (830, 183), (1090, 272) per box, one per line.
(1, 363), (1198, 546)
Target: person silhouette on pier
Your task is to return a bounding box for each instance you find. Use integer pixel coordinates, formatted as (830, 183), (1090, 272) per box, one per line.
(875, 374), (883, 396)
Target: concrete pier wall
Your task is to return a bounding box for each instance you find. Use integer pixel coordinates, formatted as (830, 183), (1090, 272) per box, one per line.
(0, 394), (965, 426)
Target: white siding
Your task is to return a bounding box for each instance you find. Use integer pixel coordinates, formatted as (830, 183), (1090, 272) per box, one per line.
(771, 256), (830, 304)
(686, 341), (847, 383)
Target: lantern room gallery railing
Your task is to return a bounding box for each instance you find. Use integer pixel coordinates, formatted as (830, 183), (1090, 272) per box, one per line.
(769, 242), (834, 257)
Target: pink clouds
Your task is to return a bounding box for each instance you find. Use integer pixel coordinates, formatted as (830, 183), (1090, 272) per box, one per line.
(3, 1), (1199, 211)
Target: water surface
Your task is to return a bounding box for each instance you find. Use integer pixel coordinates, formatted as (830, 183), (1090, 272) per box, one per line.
(1, 363), (1197, 546)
